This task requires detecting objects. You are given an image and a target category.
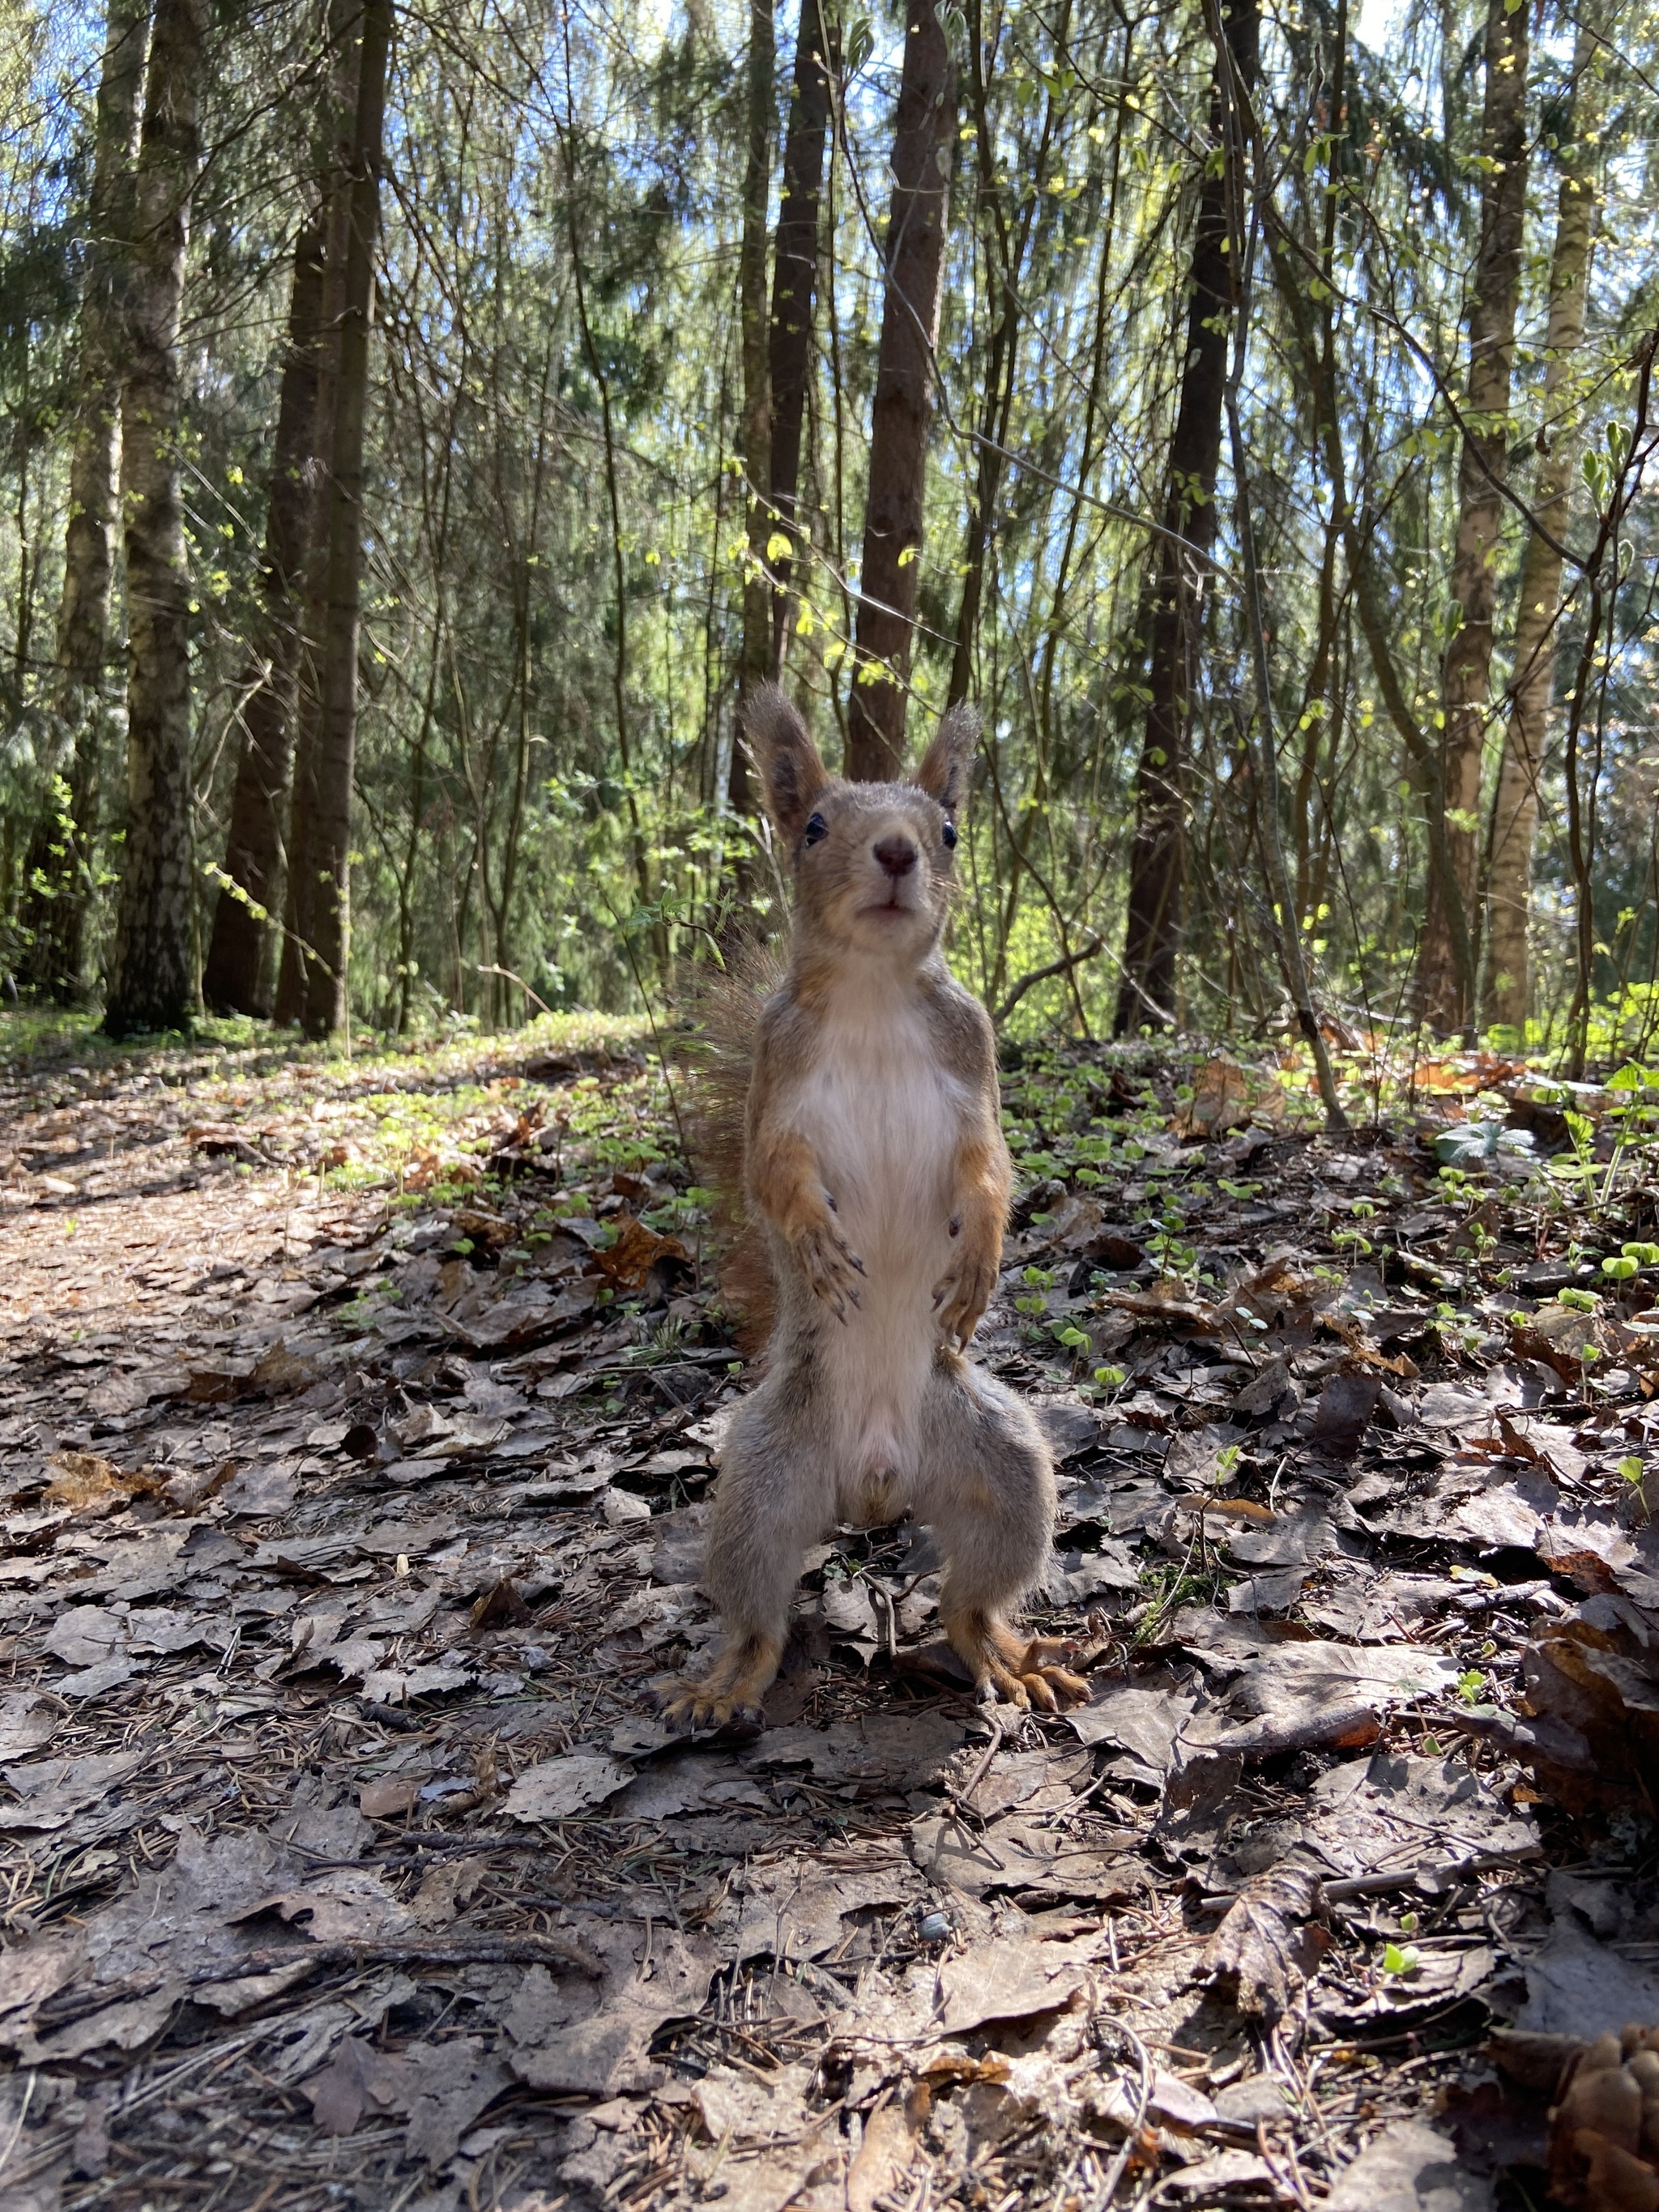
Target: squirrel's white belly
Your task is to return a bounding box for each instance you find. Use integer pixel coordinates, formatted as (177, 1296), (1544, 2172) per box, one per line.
(790, 1021), (963, 1503)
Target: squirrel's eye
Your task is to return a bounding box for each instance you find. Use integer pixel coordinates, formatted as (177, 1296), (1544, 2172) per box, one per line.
(942, 821), (957, 850)
(803, 813), (828, 846)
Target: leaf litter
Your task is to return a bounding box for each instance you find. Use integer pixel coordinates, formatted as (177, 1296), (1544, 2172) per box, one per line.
(5, 1025), (1659, 2206)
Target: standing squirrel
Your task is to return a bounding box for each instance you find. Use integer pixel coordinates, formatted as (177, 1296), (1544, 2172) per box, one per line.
(659, 687), (1086, 1731)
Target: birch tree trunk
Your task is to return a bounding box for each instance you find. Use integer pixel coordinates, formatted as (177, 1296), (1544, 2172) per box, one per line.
(1486, 20), (1599, 1034)
(844, 0), (956, 782)
(766, 0), (836, 677)
(100, 0), (206, 1038)
(301, 0), (392, 1038)
(1414, 0), (1529, 1037)
(17, 0), (148, 999)
(1113, 0), (1257, 1035)
(202, 210), (327, 1016)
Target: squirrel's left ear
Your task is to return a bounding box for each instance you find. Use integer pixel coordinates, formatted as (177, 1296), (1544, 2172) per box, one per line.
(741, 684), (830, 844)
(911, 703), (979, 814)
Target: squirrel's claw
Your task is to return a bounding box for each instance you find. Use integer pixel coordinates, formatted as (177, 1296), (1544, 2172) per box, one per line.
(933, 1257), (996, 1348)
(652, 1641), (779, 1737)
(794, 1216), (866, 1316)
(946, 1615), (1092, 1715)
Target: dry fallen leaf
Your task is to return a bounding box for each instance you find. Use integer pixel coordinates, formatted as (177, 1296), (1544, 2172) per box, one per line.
(1203, 1865), (1328, 2027)
(1176, 1056), (1254, 1138)
(1312, 1372), (1380, 1457)
(1326, 2119), (1491, 2212)
(360, 1769), (422, 1822)
(509, 1920), (718, 2095)
(933, 1932), (1102, 2034)
(591, 1214), (691, 1293)
(0, 1691), (64, 1762)
(45, 1451), (160, 1511)
(505, 1752), (637, 1822)
(847, 2087), (931, 2212)
(470, 1575), (533, 1629)
(726, 1844), (921, 1963)
(1189, 1642), (1461, 1758)
(1493, 1615), (1659, 1816)
(305, 2035), (408, 2135)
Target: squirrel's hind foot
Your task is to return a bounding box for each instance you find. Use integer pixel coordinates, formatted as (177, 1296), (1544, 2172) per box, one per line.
(949, 1613), (1089, 1714)
(652, 1631), (783, 1737)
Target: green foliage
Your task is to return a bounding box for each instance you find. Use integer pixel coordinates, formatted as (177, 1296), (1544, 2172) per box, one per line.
(2, 0), (1657, 1051)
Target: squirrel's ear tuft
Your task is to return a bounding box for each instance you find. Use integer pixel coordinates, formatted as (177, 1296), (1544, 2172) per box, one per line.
(742, 684), (830, 843)
(911, 703), (979, 813)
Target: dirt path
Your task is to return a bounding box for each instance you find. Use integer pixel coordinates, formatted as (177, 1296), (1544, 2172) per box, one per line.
(0, 1021), (1653, 2210)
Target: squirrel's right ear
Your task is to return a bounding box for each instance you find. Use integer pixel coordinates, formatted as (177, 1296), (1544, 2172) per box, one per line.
(911, 702), (979, 814)
(742, 685), (830, 845)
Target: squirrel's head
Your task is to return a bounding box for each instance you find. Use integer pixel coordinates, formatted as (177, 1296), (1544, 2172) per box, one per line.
(740, 687), (975, 968)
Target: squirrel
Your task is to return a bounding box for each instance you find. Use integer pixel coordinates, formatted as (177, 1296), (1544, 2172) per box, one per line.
(658, 686), (1087, 1732)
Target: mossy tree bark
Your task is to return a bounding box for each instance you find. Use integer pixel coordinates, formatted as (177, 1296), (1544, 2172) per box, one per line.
(1112, 0), (1257, 1036)
(274, 0), (361, 1030)
(101, 0), (206, 1038)
(766, 0), (837, 678)
(736, 0), (775, 716)
(17, 0), (148, 1001)
(1414, 0), (1529, 1038)
(202, 211), (327, 1016)
(843, 0), (956, 782)
(1486, 19), (1599, 1035)
(301, 0), (392, 1039)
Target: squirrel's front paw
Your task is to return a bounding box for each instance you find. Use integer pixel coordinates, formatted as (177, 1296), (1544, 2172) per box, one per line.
(793, 1217), (866, 1321)
(932, 1255), (997, 1348)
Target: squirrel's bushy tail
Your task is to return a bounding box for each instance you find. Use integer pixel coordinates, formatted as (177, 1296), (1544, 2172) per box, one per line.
(677, 936), (785, 1353)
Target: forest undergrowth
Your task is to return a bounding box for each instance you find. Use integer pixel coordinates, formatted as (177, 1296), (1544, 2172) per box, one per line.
(4, 1008), (1659, 2210)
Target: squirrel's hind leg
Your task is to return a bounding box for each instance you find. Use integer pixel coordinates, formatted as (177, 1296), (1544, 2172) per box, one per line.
(653, 1385), (822, 1733)
(915, 1363), (1088, 1714)
(655, 1630), (784, 1734)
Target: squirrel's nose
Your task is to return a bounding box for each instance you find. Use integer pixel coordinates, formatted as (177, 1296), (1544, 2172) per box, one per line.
(873, 835), (918, 879)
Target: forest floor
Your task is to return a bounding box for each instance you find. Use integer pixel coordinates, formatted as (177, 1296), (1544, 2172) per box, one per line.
(2, 1009), (1659, 2212)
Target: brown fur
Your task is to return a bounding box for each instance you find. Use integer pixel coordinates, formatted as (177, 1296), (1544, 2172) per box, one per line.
(657, 687), (1087, 1732)
(678, 941), (783, 1350)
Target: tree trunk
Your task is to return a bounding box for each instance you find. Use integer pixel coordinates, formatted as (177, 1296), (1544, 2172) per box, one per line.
(100, 0), (206, 1038)
(1486, 19), (1598, 1035)
(949, 0), (1071, 710)
(736, 0), (775, 726)
(843, 0), (957, 782)
(300, 0), (392, 1040)
(1414, 0), (1529, 1037)
(766, 0), (837, 676)
(16, 0), (148, 1000)
(1112, 0), (1257, 1036)
(202, 209), (327, 1016)
(1267, 196), (1476, 1021)
(274, 0), (360, 1030)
